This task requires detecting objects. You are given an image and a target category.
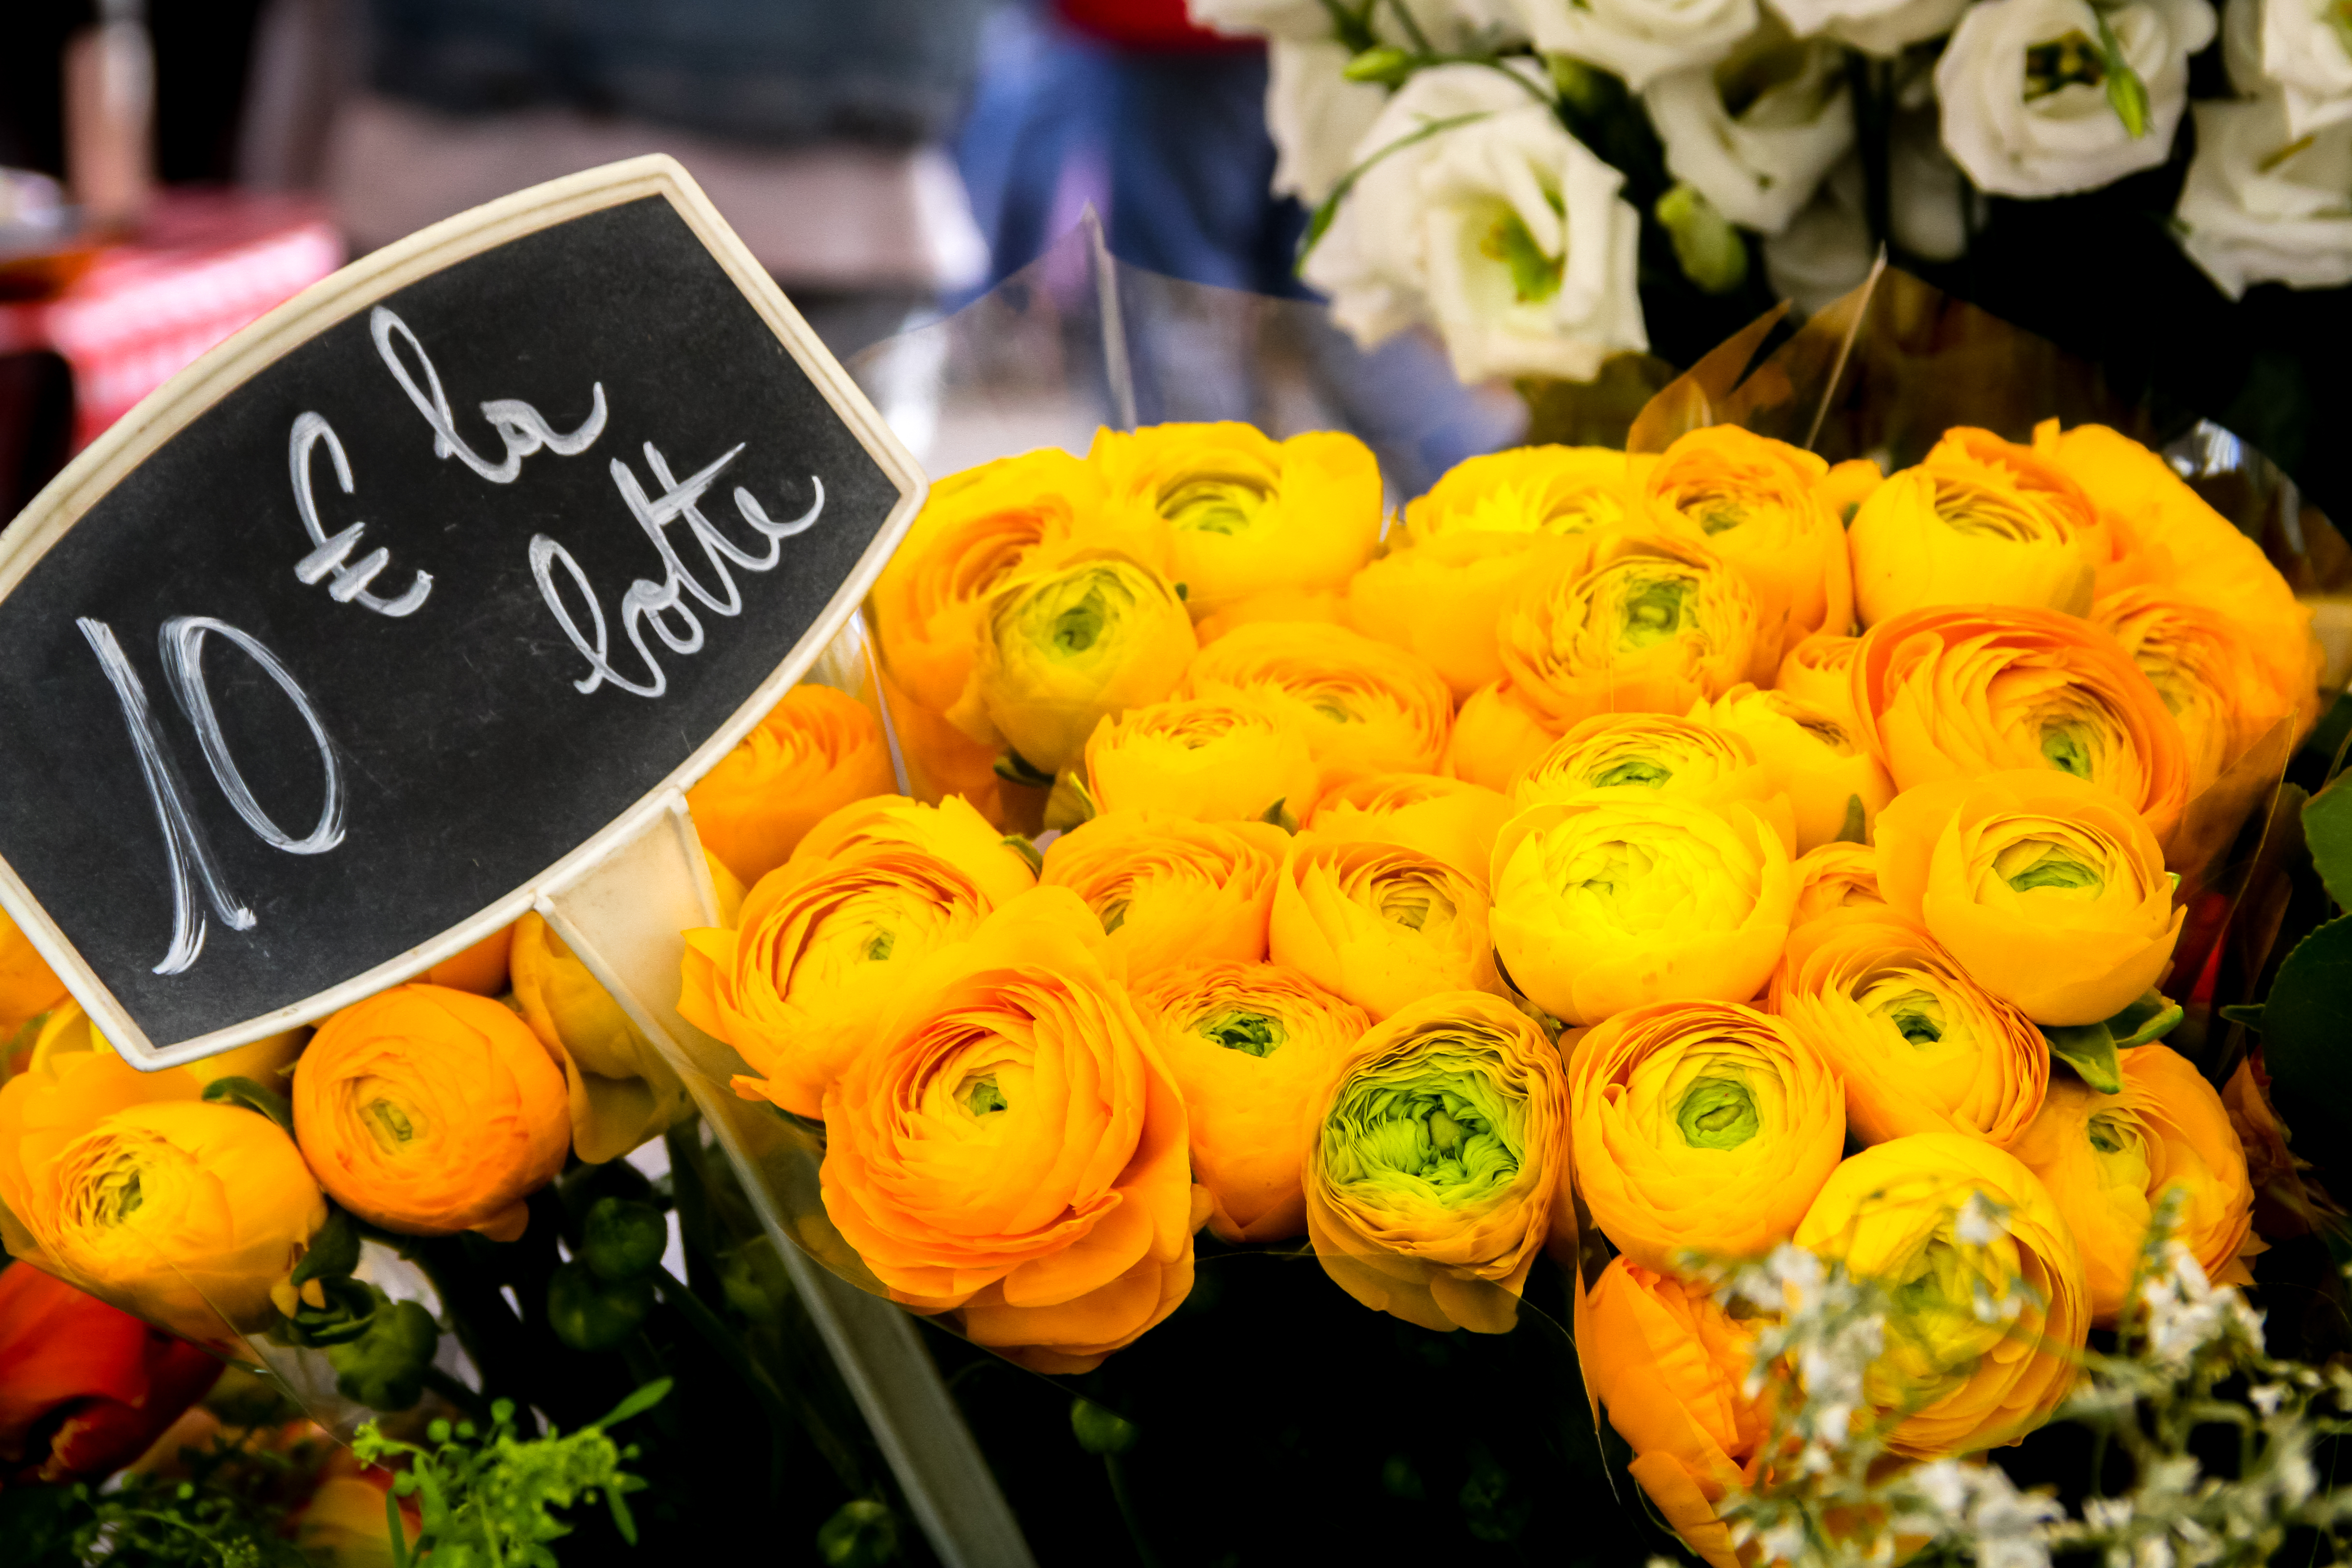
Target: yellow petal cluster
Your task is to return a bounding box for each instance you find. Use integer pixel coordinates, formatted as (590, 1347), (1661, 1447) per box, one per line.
(1690, 684), (1893, 853)
(1304, 772), (1511, 879)
(1271, 835), (1501, 1020)
(1512, 711), (1782, 823)
(1084, 695), (1321, 824)
(1039, 810), (1289, 976)
(1183, 621), (1453, 778)
(686, 684), (898, 886)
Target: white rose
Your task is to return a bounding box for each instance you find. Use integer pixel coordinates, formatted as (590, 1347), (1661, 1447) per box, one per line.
(1762, 153), (1879, 312)
(2250, 0), (2352, 135)
(1643, 30), (1855, 231)
(1934, 0), (2215, 197)
(2175, 92), (2352, 296)
(1513, 0), (1758, 90)
(1267, 39), (1393, 203)
(1770, 0), (1969, 53)
(1302, 62), (1648, 380)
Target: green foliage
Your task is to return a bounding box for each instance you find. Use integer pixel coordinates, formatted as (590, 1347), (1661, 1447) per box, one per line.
(2041, 988), (2182, 1094)
(545, 1261), (654, 1352)
(578, 1198), (666, 1283)
(2250, 914), (2352, 1158)
(1069, 1398), (1140, 1457)
(198, 1076), (294, 1133)
(2301, 773), (2352, 908)
(21, 1418), (330, 1568)
(352, 1380), (668, 1568)
(330, 1295), (442, 1411)
(816, 1499), (900, 1568)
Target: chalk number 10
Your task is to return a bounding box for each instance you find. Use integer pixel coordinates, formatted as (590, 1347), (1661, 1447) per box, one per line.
(78, 615), (344, 976)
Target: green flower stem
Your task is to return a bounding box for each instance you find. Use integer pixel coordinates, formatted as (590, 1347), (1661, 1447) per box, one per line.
(649, 1262), (807, 1500)
(1104, 1453), (1163, 1568)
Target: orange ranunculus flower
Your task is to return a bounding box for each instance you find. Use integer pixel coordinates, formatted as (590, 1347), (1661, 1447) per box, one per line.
(0, 1036), (325, 1340)
(1789, 840), (1887, 928)
(1271, 835), (1502, 1020)
(2035, 420), (2323, 740)
(1851, 604), (2191, 846)
(510, 914), (695, 1165)
(1401, 446), (1641, 539)
(1084, 695), (1322, 824)
(1570, 999), (1845, 1272)
(1303, 772), (1513, 881)
(1847, 429), (2111, 627)
(1182, 621), (1454, 778)
(1490, 796), (1795, 1026)
(1874, 770), (2184, 1026)
(1039, 810), (1289, 976)
(687, 684), (899, 886)
(1193, 586), (1348, 645)
(2092, 586), (2295, 804)
(1446, 679), (1565, 791)
(1639, 425), (1854, 665)
(421, 924), (514, 995)
(1498, 532), (1764, 730)
(293, 986), (570, 1242)
(1769, 915), (2049, 1147)
(1303, 991), (1570, 1334)
(1691, 684), (1894, 854)
(0, 1263), (224, 1485)
(1134, 962), (1370, 1243)
(877, 666), (1005, 825)
(0, 907), (67, 1036)
(1583, 1258), (1767, 1568)
(1089, 423), (1383, 621)
(2008, 1043), (2257, 1324)
(679, 798), (1037, 1120)
(1794, 1134), (2088, 1459)
(1511, 711), (1784, 826)
(29, 1000), (304, 1092)
(868, 447), (1095, 718)
(1776, 631), (1867, 735)
(817, 888), (1204, 1373)
(1818, 457), (1884, 523)
(952, 540), (1197, 775)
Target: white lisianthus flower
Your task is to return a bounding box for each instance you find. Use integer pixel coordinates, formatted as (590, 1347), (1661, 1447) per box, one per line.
(1267, 40), (1392, 202)
(1302, 62), (1648, 380)
(2175, 92), (2352, 296)
(1189, 0), (1525, 43)
(1934, 0), (2215, 197)
(2249, 0), (2352, 135)
(1514, 0), (1758, 90)
(1769, 0), (1969, 55)
(1643, 28), (1856, 231)
(1187, 0), (1353, 39)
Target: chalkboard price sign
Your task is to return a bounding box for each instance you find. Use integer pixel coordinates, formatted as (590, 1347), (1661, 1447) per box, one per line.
(0, 157), (924, 1067)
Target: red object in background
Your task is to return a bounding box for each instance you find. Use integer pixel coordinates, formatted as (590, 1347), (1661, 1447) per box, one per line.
(1055, 0), (1262, 50)
(0, 1262), (222, 1486)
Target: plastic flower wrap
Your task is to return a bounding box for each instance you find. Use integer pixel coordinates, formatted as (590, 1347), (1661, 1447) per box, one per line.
(1302, 991), (1570, 1334)
(0, 1263), (223, 1484)
(1874, 770), (2184, 1025)
(1570, 999), (1846, 1272)
(1271, 834), (1501, 1019)
(1689, 683), (1895, 851)
(814, 889), (1203, 1373)
(2008, 1043), (2258, 1323)
(1133, 962), (1371, 1243)
(1303, 772), (1513, 877)
(510, 913), (698, 1165)
(1793, 1133), (2089, 1459)
(1083, 695), (1322, 823)
(1039, 811), (1290, 975)
(1489, 795), (1794, 1025)
(685, 684), (898, 886)
(1769, 914), (2049, 1145)
(1182, 621), (1454, 778)
(293, 986), (570, 1241)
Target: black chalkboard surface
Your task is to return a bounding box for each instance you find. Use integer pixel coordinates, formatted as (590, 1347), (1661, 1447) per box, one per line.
(0, 158), (923, 1066)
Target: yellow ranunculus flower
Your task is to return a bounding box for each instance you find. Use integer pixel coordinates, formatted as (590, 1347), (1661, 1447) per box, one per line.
(680, 798), (1037, 1120)
(1775, 631), (1866, 735)
(1690, 684), (1894, 854)
(686, 684), (900, 886)
(0, 906), (67, 1036)
(1183, 621), (1453, 778)
(1489, 796), (1794, 1026)
(1848, 428), (2111, 627)
(1401, 445), (1640, 540)
(1875, 770), (2184, 1026)
(1571, 999), (1845, 1271)
(1084, 695), (1322, 824)
(2008, 1043), (2257, 1323)
(1639, 425), (1853, 666)
(1039, 810), (1290, 976)
(868, 447), (1095, 717)
(295, 986), (572, 1241)
(1446, 678), (1565, 791)
(1193, 585), (1348, 645)
(1853, 604), (2191, 846)
(1794, 1134), (2088, 1459)
(1769, 915), (2049, 1147)
(1134, 962), (1370, 1243)
(511, 914), (696, 1165)
(1089, 422), (1383, 620)
(1584, 1257), (1766, 1568)
(1511, 712), (1783, 827)
(1818, 457), (1884, 523)
(1303, 991), (1570, 1334)
(1271, 835), (1503, 1020)
(817, 888), (1202, 1373)
(955, 541), (1197, 775)
(875, 666), (1005, 826)
(1498, 532), (1764, 730)
(1790, 841), (1887, 928)
(2035, 420), (2323, 740)
(29, 999), (303, 1090)
(2092, 586), (2294, 803)
(1349, 533), (1558, 701)
(0, 1040), (325, 1340)
(1304, 772), (1512, 882)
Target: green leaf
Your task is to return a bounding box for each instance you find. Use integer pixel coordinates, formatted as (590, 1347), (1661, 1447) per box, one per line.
(201, 1074), (293, 1132)
(1070, 1397), (1140, 1456)
(1000, 834), (1044, 875)
(2303, 772), (2352, 908)
(592, 1378), (674, 1432)
(1834, 794), (1867, 845)
(2220, 1002), (2266, 1030)
(1342, 44), (1414, 85)
(1298, 111), (1493, 270)
(993, 750), (1055, 787)
(2043, 1021), (2124, 1093)
(2254, 913), (2352, 1167)
(292, 1206), (361, 1288)
(1653, 182), (1749, 296)
(1043, 770), (1099, 833)
(2107, 990), (2183, 1049)
(1260, 797), (1299, 834)
(2092, 9), (2151, 137)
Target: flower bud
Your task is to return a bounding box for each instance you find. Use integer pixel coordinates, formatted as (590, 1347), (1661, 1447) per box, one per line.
(582, 1196), (668, 1282)
(547, 1260), (654, 1352)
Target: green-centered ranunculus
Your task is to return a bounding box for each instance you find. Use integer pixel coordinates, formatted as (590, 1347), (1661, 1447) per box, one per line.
(1303, 991), (1570, 1334)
